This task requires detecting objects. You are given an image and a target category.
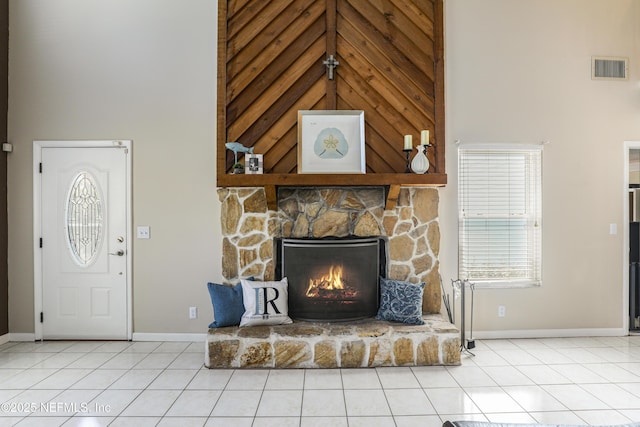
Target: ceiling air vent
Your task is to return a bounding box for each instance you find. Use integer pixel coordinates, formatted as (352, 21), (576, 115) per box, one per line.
(592, 56), (628, 80)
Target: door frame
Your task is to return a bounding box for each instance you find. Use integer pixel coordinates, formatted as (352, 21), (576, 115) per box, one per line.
(623, 141), (640, 333)
(33, 140), (133, 340)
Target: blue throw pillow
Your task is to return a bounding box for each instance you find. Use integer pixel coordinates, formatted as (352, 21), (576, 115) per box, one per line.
(375, 277), (425, 325)
(207, 281), (245, 328)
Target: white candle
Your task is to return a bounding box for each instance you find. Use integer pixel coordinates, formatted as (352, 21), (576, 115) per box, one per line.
(421, 130), (429, 145)
(404, 135), (412, 150)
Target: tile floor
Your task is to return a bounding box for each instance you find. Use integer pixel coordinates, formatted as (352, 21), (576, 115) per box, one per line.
(0, 337), (640, 426)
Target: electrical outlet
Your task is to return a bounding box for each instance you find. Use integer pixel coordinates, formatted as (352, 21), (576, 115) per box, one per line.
(137, 226), (150, 239)
(498, 305), (506, 317)
(189, 306), (197, 319)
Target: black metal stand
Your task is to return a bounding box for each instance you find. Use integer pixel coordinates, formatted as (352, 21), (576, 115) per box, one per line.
(457, 279), (475, 356)
(631, 263), (640, 331)
(403, 148), (412, 173)
(424, 143), (433, 174)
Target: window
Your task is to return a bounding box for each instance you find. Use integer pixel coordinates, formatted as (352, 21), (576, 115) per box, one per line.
(66, 171), (104, 267)
(458, 145), (542, 287)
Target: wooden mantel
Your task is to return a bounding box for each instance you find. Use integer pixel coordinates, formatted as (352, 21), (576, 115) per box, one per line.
(217, 173), (447, 210)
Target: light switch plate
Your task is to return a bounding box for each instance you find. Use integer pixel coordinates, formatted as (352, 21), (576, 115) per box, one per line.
(137, 226), (150, 239)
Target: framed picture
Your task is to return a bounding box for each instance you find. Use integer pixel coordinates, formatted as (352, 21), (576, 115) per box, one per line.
(245, 154), (263, 174)
(297, 110), (366, 174)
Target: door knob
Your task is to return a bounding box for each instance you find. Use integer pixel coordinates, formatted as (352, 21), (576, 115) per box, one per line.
(109, 250), (125, 256)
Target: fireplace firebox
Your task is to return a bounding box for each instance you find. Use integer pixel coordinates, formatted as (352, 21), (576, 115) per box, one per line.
(275, 237), (386, 321)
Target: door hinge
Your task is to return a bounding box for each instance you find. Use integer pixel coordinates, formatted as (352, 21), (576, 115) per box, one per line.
(39, 238), (43, 248)
(40, 312), (43, 323)
(39, 163), (42, 173)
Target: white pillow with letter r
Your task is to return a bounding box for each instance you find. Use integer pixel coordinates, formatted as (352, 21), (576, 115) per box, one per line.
(239, 278), (293, 327)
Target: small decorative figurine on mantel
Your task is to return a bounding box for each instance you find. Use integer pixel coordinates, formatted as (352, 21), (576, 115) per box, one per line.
(225, 142), (254, 174)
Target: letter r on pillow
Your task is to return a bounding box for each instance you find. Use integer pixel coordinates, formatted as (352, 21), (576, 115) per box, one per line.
(253, 287), (281, 315)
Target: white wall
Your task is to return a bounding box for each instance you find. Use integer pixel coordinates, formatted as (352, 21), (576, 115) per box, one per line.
(8, 0), (221, 334)
(440, 0), (640, 336)
(7, 0), (640, 337)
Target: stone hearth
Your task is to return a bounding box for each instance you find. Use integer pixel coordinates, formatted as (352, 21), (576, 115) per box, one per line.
(206, 315), (460, 369)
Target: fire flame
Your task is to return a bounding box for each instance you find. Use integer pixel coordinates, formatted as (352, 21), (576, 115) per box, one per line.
(306, 265), (344, 296)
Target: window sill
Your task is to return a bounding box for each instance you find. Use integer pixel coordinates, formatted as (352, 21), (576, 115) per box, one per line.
(466, 281), (541, 290)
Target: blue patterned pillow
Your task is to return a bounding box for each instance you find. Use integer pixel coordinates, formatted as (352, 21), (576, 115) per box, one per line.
(375, 278), (425, 325)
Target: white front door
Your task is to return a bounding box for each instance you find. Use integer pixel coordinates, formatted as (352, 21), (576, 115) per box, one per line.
(37, 143), (130, 339)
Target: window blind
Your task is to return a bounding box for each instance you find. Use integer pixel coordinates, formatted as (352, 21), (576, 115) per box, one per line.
(458, 146), (542, 287)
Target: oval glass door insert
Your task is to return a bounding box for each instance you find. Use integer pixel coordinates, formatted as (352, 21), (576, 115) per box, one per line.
(66, 171), (104, 266)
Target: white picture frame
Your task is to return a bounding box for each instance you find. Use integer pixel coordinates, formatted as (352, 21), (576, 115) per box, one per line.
(245, 154), (263, 174)
(297, 110), (366, 174)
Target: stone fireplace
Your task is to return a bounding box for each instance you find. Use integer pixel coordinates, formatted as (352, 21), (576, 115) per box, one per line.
(218, 186), (442, 313)
(208, 186), (459, 368)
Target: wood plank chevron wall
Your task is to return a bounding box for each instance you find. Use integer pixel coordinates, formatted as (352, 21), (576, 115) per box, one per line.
(218, 0), (444, 176)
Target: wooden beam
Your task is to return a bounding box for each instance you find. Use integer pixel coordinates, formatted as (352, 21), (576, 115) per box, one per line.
(385, 185), (401, 210)
(217, 1), (228, 175)
(325, 0), (337, 109)
(218, 172), (447, 188)
(434, 0), (446, 174)
(264, 185), (278, 211)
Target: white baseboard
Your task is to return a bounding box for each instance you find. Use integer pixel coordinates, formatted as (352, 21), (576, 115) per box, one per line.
(2, 332), (205, 342)
(9, 333), (36, 342)
(472, 328), (628, 340)
(132, 332), (207, 342)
